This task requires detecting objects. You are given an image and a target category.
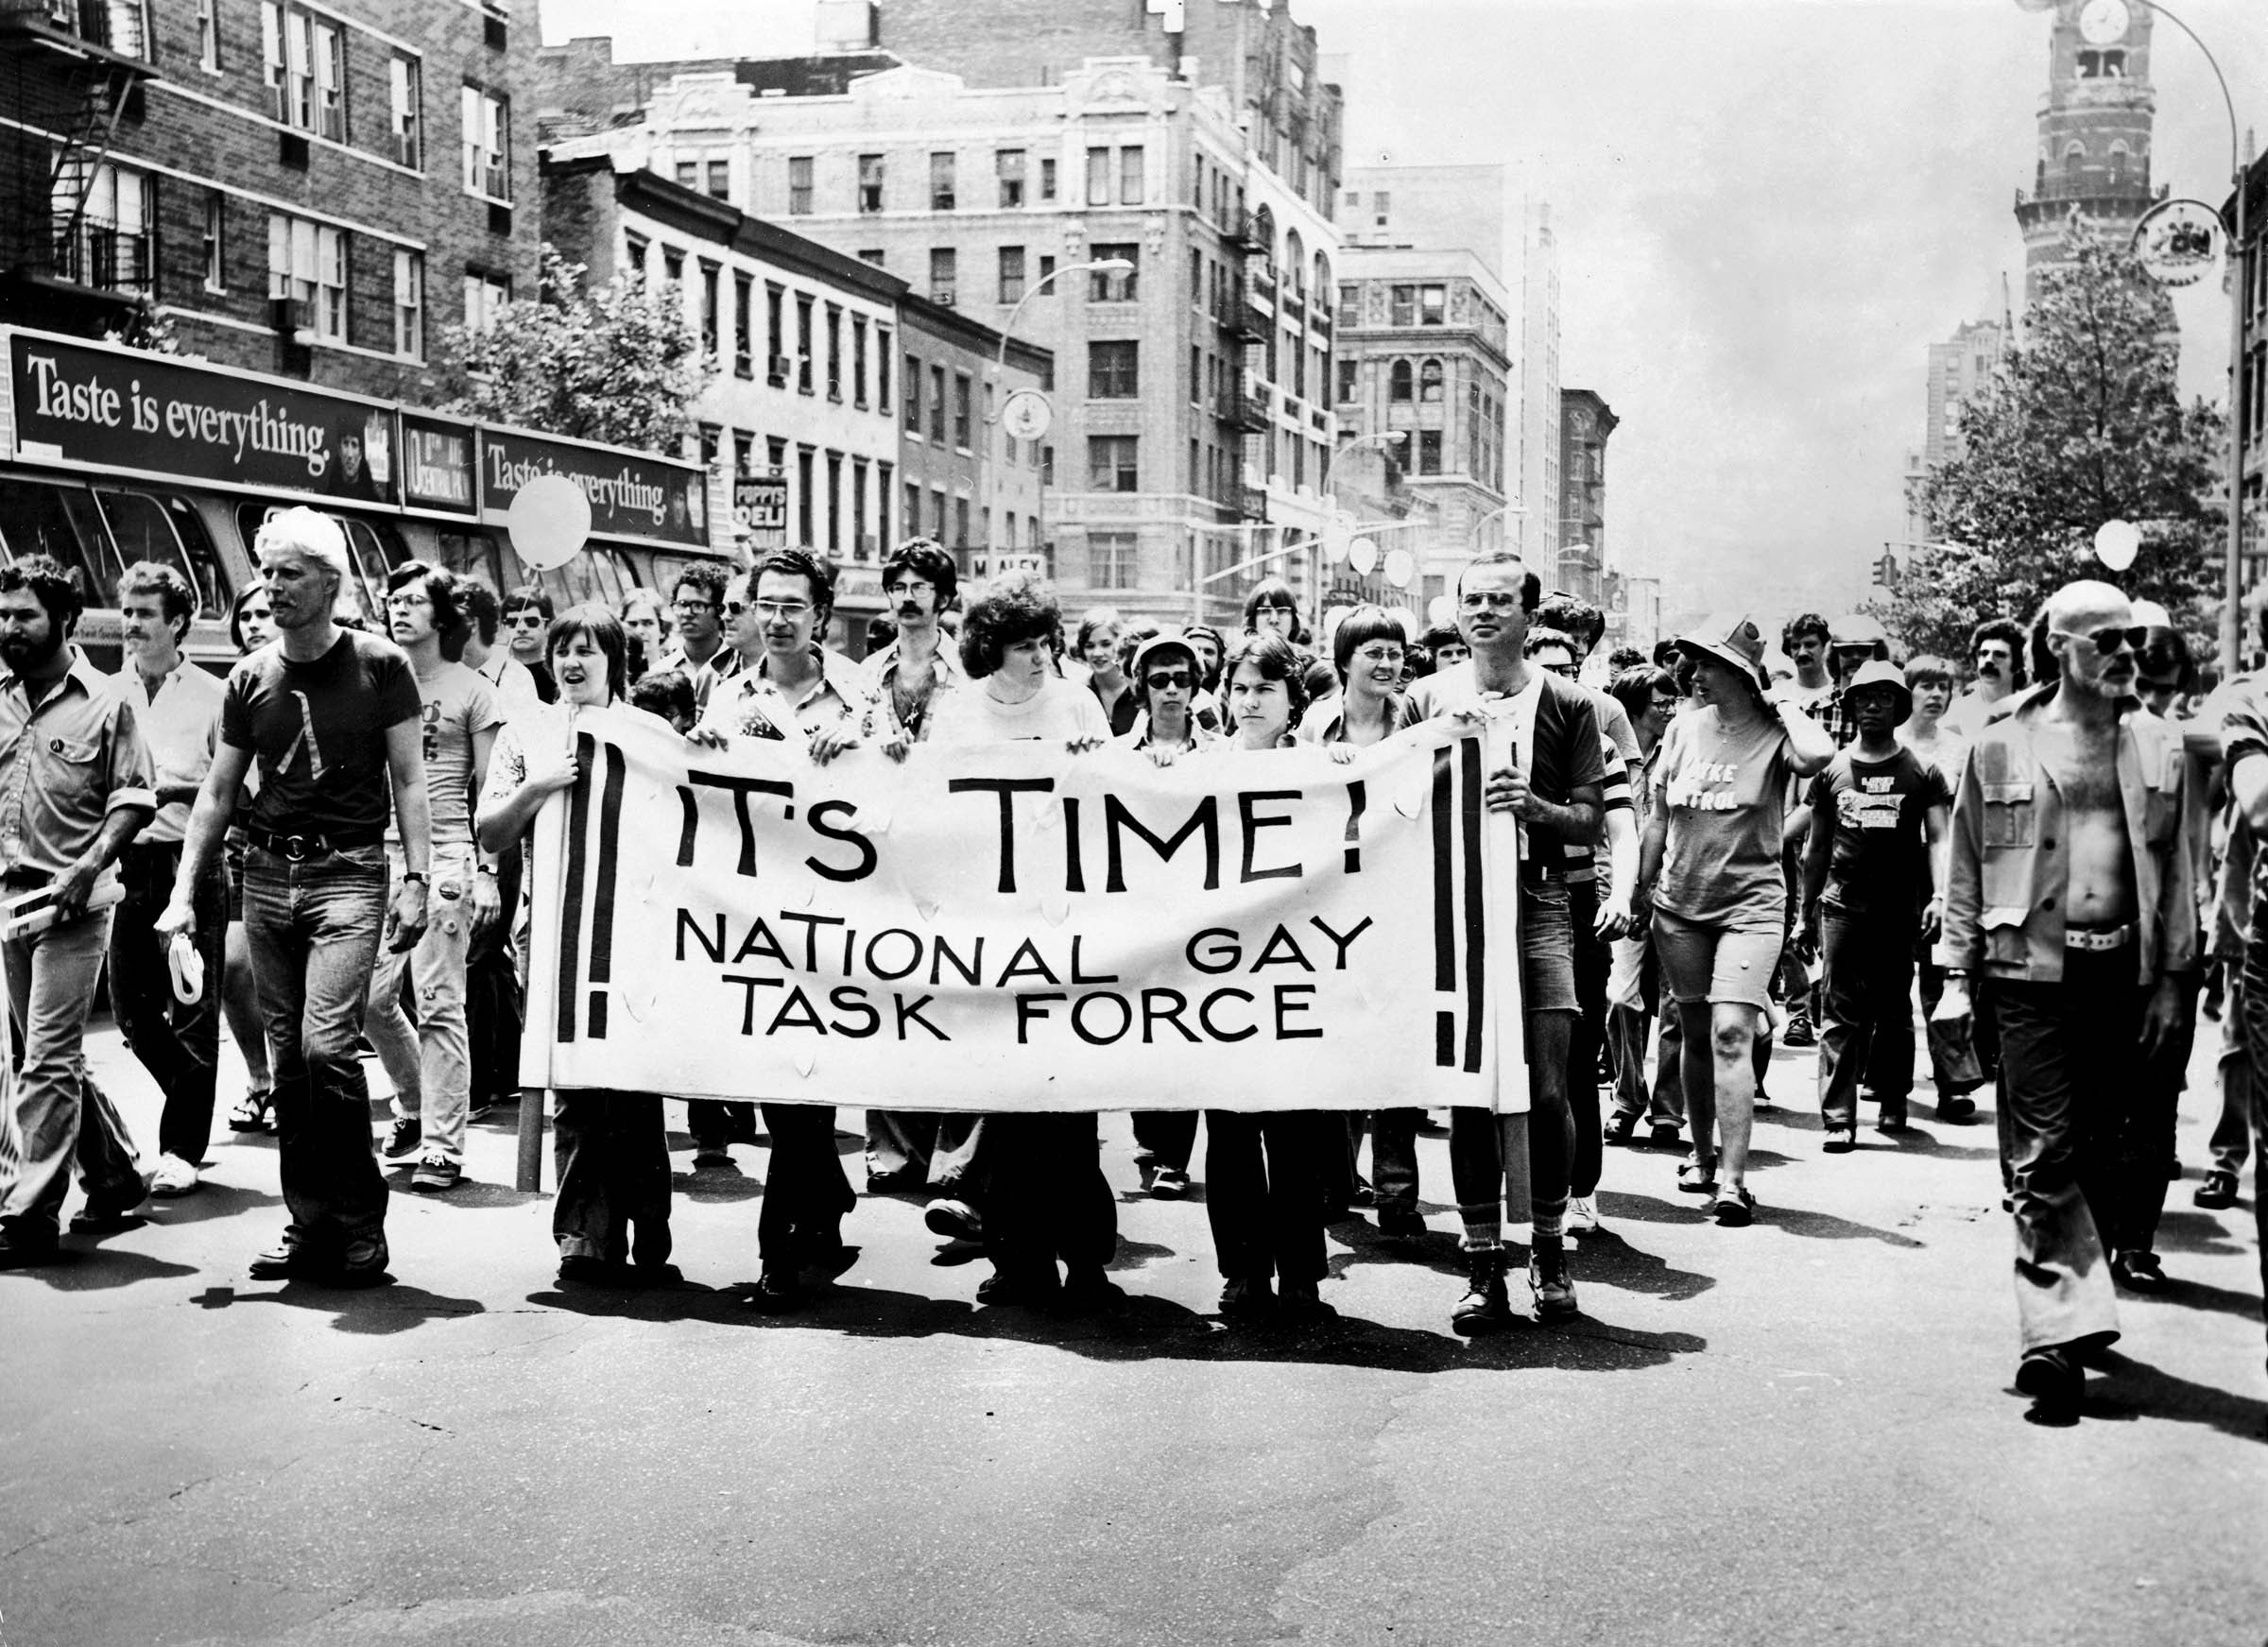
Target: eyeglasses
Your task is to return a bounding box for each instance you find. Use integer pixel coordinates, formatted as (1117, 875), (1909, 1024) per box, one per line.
(1458, 591), (1523, 611)
(2052, 626), (2145, 656)
(1351, 644), (1404, 663)
(753, 600), (813, 620)
(1650, 695), (1680, 712)
(1143, 670), (1194, 691)
(673, 598), (717, 613)
(722, 599), (747, 617)
(885, 579), (934, 598)
(507, 611), (546, 627)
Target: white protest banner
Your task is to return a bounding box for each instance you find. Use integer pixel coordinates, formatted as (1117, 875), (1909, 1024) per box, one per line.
(523, 711), (1520, 1112)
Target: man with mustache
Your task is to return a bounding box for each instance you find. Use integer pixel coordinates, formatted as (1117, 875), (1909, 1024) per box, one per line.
(1944, 617), (2028, 740)
(1933, 581), (2195, 1418)
(0, 558), (157, 1268)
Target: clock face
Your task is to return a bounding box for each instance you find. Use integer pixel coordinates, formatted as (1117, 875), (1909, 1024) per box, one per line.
(1001, 389), (1053, 441)
(2078, 0), (2130, 46)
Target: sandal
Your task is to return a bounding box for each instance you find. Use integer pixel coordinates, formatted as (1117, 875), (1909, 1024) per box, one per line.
(227, 1089), (273, 1133)
(1675, 1156), (1718, 1195)
(1713, 1184), (1757, 1227)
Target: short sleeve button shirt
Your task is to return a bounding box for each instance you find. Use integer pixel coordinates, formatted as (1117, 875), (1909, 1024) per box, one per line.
(0, 648), (157, 881)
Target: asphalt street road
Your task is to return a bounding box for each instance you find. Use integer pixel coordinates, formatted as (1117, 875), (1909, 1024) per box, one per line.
(2, 1018), (2263, 1647)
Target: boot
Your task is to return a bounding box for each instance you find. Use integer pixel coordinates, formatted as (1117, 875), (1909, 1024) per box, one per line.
(1451, 1246), (1513, 1336)
(1529, 1236), (1577, 1321)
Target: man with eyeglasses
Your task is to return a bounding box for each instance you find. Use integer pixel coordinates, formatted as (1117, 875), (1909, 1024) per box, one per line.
(1399, 554), (1607, 1330)
(656, 564), (732, 715)
(1934, 580), (2195, 1417)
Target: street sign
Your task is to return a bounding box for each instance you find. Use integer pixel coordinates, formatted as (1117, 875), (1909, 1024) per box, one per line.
(734, 473), (788, 541)
(2133, 198), (2224, 288)
(1001, 388), (1052, 441)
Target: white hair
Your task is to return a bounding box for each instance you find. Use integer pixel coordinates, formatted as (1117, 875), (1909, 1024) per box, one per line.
(253, 506), (352, 588)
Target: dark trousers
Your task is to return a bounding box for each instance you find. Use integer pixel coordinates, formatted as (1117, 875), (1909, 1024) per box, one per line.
(1131, 1108), (1200, 1174)
(1203, 1110), (1327, 1284)
(1918, 952), (1999, 1101)
(690, 1099), (761, 1150)
(756, 1102), (855, 1270)
(465, 845), (523, 1106)
(1369, 1107), (1425, 1212)
(553, 1089), (671, 1264)
(1815, 907), (1918, 1127)
(1569, 881), (1610, 1196)
(1991, 950), (2148, 1353)
(2238, 932), (2268, 1345)
(111, 842), (225, 1164)
(2117, 972), (2199, 1256)
(983, 1113), (1116, 1278)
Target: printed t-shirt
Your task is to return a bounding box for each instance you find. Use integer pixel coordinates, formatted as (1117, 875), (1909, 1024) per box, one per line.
(1651, 706), (1796, 931)
(927, 676), (1111, 746)
(1806, 746), (1951, 919)
(1398, 661), (1606, 870)
(222, 628), (421, 841)
(394, 661), (503, 849)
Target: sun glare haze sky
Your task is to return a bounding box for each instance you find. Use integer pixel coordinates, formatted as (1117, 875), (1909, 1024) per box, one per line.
(540, 0), (2268, 626)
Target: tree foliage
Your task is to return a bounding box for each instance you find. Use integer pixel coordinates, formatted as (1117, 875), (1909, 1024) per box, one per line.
(1886, 218), (2225, 662)
(437, 247), (713, 454)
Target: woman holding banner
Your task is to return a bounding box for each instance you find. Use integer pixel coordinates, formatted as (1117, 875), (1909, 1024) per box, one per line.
(1202, 634), (1335, 1323)
(476, 605), (677, 1285)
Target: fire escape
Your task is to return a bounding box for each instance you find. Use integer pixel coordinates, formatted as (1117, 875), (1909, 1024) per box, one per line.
(2, 0), (159, 335)
(1220, 208), (1273, 527)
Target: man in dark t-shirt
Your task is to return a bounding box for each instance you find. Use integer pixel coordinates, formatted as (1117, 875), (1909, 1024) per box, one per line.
(1800, 661), (1951, 1149)
(158, 506), (432, 1287)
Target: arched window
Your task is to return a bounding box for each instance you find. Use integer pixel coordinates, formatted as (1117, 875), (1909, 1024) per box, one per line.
(1252, 204), (1275, 269)
(1313, 251), (1332, 307)
(1419, 358), (1444, 403)
(2107, 142), (2129, 181)
(1283, 229), (1304, 296)
(1389, 358), (1414, 403)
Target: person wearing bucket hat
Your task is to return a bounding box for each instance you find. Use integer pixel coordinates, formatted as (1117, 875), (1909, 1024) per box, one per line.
(1799, 660), (1953, 1152)
(1639, 616), (1835, 1227)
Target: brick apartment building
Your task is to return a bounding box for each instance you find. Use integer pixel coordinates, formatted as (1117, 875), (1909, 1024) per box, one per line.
(3, 0), (539, 400)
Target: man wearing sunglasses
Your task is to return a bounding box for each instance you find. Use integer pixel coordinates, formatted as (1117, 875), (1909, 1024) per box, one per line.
(1933, 580), (2196, 1419)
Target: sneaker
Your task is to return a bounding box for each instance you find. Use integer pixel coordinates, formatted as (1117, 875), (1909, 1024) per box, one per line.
(923, 1197), (982, 1242)
(1148, 1166), (1191, 1199)
(1822, 1126), (1858, 1154)
(2193, 1170), (2239, 1210)
(409, 1154), (462, 1193)
(1450, 1248), (1513, 1336)
(1377, 1206), (1428, 1241)
(1529, 1241), (1578, 1320)
(1782, 1007), (1816, 1048)
(1566, 1195), (1601, 1234)
(381, 1116), (421, 1160)
(2109, 1249), (2168, 1293)
(150, 1153), (200, 1197)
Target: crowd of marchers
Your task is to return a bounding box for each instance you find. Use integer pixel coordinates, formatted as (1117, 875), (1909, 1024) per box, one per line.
(0, 513), (2260, 1421)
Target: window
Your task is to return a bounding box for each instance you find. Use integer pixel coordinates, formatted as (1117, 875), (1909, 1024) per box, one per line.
(1418, 429), (1442, 474)
(1089, 340), (1139, 399)
(267, 213), (346, 338)
(825, 303), (842, 399)
(929, 151), (955, 211)
(1119, 145), (1143, 206)
(903, 352), (921, 432)
(662, 246), (683, 285)
(1089, 245), (1137, 301)
(699, 425), (721, 471)
(393, 249), (422, 358)
(877, 328), (892, 412)
(732, 272), (752, 377)
(851, 458), (868, 550)
(1040, 157), (1057, 200)
(1040, 445), (1055, 486)
(623, 232), (646, 278)
(198, 0), (218, 68)
(1038, 253), (1056, 294)
(1089, 437), (1138, 493)
(1419, 358), (1444, 403)
(858, 249), (885, 266)
(1335, 357), (1356, 403)
(953, 373), (971, 449)
(826, 453), (843, 552)
(904, 481), (921, 536)
(765, 283), (785, 379)
(461, 269), (509, 335)
(460, 84), (509, 200)
(1086, 146), (1110, 207)
(797, 447), (815, 544)
(851, 316), (868, 404)
(1390, 284), (1416, 327)
(201, 190), (226, 291)
(877, 463), (892, 546)
(1090, 532), (1137, 586)
(997, 147), (1025, 207)
(389, 56), (420, 168)
(932, 489), (947, 542)
(1372, 189), (1390, 227)
(52, 161), (151, 294)
(306, 11), (339, 138)
(707, 160), (730, 199)
(733, 431), (754, 476)
(954, 496), (971, 548)
(699, 262), (718, 352)
(1389, 358), (1413, 402)
(788, 155), (813, 214)
(929, 247), (956, 306)
(796, 294), (814, 392)
(1419, 284), (1446, 325)
(1190, 249), (1203, 304)
(675, 161), (696, 189)
(998, 245), (1024, 304)
(858, 153), (883, 213)
(929, 365), (947, 442)
(1189, 345), (1200, 403)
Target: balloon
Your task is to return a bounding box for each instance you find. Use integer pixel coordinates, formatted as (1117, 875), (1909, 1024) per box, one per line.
(1349, 537), (1378, 576)
(1382, 545), (1415, 589)
(507, 475), (592, 571)
(2094, 519), (2140, 573)
(1427, 594), (1453, 626)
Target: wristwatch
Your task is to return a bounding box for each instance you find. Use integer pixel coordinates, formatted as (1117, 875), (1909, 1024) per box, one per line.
(476, 864), (498, 876)
(401, 871), (429, 887)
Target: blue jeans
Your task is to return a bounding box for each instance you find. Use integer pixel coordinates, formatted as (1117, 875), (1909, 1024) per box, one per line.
(242, 844), (390, 1249)
(367, 846), (474, 1165)
(1, 903), (139, 1242)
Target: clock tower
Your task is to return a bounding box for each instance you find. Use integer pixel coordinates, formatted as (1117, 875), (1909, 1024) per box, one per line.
(2013, 0), (2163, 300)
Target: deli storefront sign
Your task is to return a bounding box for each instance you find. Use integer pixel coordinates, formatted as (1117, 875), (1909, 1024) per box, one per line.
(480, 427), (708, 550)
(4, 329), (399, 505)
(399, 412), (477, 516)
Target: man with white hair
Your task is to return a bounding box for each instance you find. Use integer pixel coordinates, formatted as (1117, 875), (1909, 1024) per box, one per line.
(157, 507), (434, 1287)
(1933, 579), (2196, 1417)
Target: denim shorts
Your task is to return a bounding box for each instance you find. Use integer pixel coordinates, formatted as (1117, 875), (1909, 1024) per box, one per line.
(1519, 880), (1578, 1015)
(1654, 906), (1779, 1010)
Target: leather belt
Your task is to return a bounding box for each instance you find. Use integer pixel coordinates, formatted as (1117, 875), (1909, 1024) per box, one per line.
(247, 828), (383, 863)
(1518, 862), (1568, 887)
(2065, 922), (2136, 953)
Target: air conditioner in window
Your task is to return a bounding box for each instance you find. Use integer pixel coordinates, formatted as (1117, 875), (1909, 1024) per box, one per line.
(767, 353), (793, 380)
(481, 163), (508, 200)
(268, 296), (302, 334)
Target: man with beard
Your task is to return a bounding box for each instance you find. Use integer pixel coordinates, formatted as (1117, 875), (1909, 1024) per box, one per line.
(1934, 581), (2195, 1417)
(158, 507), (433, 1288)
(0, 558), (157, 1268)
(1944, 618), (2028, 740)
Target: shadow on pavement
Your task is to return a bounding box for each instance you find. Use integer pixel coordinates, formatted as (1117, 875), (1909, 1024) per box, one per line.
(381, 1171), (546, 1210)
(1873, 1128), (1999, 1163)
(1104, 1236), (1179, 1274)
(2153, 1208), (2252, 1259)
(674, 1164), (764, 1204)
(1564, 1225), (1717, 1301)
(2126, 1272), (2267, 1328)
(140, 1179), (284, 1227)
(224, 1278), (488, 1335)
(0, 1243), (199, 1292)
(2083, 1348), (2268, 1444)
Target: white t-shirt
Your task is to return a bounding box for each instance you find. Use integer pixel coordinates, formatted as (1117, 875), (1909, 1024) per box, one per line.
(926, 675), (1111, 746)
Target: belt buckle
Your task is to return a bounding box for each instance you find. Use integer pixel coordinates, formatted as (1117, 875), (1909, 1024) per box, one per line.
(280, 834), (310, 863)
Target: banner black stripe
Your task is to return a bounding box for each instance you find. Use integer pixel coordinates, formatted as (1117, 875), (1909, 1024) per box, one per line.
(1431, 744), (1454, 997)
(1459, 734), (1486, 1075)
(556, 731), (595, 1045)
(589, 744), (627, 986)
(1343, 779), (1366, 873)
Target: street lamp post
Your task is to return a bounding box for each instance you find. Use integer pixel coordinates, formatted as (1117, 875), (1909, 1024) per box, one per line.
(1314, 429), (1411, 626)
(1466, 500), (1527, 546)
